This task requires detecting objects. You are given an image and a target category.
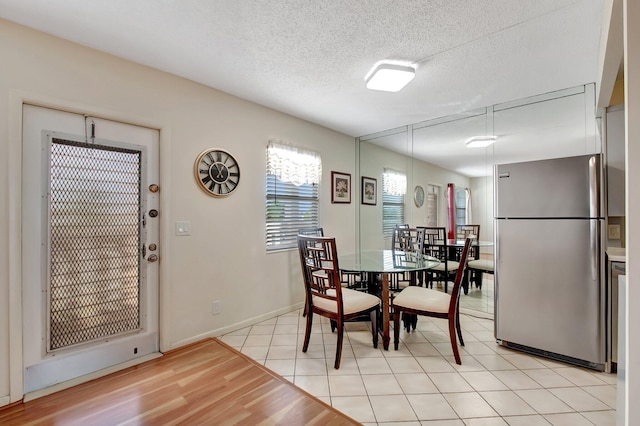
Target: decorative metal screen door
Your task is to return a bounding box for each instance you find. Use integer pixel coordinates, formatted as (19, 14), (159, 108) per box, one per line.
(22, 105), (159, 393)
(48, 138), (143, 350)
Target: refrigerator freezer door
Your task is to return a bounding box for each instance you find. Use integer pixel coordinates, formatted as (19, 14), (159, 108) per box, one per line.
(495, 154), (601, 219)
(495, 218), (604, 365)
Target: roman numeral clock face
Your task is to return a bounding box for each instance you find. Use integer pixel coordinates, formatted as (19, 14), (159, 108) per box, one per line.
(194, 149), (240, 197)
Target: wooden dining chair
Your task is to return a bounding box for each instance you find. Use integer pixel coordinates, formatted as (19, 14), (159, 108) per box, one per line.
(298, 227), (324, 237)
(298, 227), (366, 291)
(298, 228), (325, 317)
(388, 226), (426, 331)
(466, 258), (494, 291)
(298, 227), (366, 317)
(455, 224), (480, 261)
(455, 224), (480, 240)
(297, 235), (381, 369)
(391, 224), (413, 251)
(392, 238), (472, 364)
(420, 226), (459, 293)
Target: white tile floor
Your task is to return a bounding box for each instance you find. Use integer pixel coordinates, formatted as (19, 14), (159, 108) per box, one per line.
(221, 310), (616, 425)
(459, 275), (494, 315)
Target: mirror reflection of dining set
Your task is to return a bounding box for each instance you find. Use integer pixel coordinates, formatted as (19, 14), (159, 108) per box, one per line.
(393, 224), (494, 295)
(296, 225), (493, 369)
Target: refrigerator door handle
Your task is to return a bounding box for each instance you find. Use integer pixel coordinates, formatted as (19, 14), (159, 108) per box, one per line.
(590, 220), (600, 281)
(588, 155), (601, 218)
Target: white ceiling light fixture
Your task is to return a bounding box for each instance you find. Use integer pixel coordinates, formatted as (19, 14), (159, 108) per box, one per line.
(465, 135), (496, 148)
(365, 62), (416, 92)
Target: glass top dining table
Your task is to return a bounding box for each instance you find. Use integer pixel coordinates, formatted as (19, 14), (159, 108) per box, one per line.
(447, 239), (494, 249)
(339, 250), (440, 350)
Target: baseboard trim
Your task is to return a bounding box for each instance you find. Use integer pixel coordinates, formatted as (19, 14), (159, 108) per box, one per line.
(171, 303), (304, 349)
(460, 307), (494, 320)
(0, 396), (10, 409)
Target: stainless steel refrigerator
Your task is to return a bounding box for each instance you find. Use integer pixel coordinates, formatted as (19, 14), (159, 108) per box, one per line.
(495, 154), (605, 370)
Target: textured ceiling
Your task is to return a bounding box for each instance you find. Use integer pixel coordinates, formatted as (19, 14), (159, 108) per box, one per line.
(0, 1), (605, 175)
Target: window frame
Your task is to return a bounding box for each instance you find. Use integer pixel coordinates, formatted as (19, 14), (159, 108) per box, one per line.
(382, 169), (406, 238)
(455, 187), (467, 226)
(265, 142), (321, 252)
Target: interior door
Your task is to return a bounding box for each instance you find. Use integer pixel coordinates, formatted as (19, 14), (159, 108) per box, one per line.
(426, 184), (439, 227)
(22, 105), (160, 393)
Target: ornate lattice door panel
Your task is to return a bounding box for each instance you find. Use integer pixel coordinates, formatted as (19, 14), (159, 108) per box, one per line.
(48, 139), (143, 350)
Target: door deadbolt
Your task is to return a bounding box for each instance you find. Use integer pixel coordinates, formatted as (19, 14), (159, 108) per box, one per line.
(149, 209), (158, 217)
(148, 243), (157, 251)
(147, 254), (158, 262)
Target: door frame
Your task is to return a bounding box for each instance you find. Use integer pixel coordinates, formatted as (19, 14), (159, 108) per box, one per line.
(7, 93), (172, 403)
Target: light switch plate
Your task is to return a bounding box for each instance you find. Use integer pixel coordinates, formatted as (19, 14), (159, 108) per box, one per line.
(176, 221), (191, 236)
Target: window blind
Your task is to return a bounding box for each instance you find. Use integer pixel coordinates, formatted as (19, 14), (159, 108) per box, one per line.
(455, 187), (467, 226)
(382, 169), (406, 238)
(266, 141), (321, 251)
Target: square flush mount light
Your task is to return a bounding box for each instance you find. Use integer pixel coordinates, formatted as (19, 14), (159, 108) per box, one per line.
(465, 135), (496, 148)
(365, 63), (416, 92)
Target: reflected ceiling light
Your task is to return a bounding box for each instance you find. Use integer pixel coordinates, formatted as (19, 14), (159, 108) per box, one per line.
(365, 62), (416, 92)
(465, 135), (496, 148)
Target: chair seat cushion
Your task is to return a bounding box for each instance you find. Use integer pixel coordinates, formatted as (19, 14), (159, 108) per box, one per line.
(313, 288), (380, 315)
(392, 286), (451, 314)
(432, 260), (459, 272)
(468, 259), (494, 272)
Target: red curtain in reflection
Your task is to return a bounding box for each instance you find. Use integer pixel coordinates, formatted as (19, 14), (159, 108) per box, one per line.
(446, 183), (455, 239)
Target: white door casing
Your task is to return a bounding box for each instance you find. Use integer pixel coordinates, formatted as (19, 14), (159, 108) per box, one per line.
(22, 105), (160, 393)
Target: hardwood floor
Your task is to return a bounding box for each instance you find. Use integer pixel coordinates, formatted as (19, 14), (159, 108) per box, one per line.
(0, 338), (359, 425)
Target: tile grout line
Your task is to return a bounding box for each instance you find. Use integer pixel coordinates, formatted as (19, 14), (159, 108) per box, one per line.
(223, 309), (616, 425)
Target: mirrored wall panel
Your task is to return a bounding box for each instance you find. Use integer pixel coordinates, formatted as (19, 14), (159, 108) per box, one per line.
(356, 84), (600, 317)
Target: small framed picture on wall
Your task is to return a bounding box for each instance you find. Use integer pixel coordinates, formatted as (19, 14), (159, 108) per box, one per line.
(331, 171), (351, 204)
(361, 176), (377, 205)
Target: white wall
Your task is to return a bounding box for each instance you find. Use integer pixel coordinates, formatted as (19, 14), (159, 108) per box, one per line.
(470, 174), (494, 254)
(0, 18), (356, 403)
(411, 158), (471, 230)
(624, 0), (639, 423)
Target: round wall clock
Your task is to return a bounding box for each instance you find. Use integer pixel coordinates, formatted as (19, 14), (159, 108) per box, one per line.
(414, 185), (425, 207)
(194, 148), (240, 197)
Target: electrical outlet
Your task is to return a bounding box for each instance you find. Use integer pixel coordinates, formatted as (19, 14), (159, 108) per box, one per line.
(212, 300), (222, 315)
(608, 224), (621, 239)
